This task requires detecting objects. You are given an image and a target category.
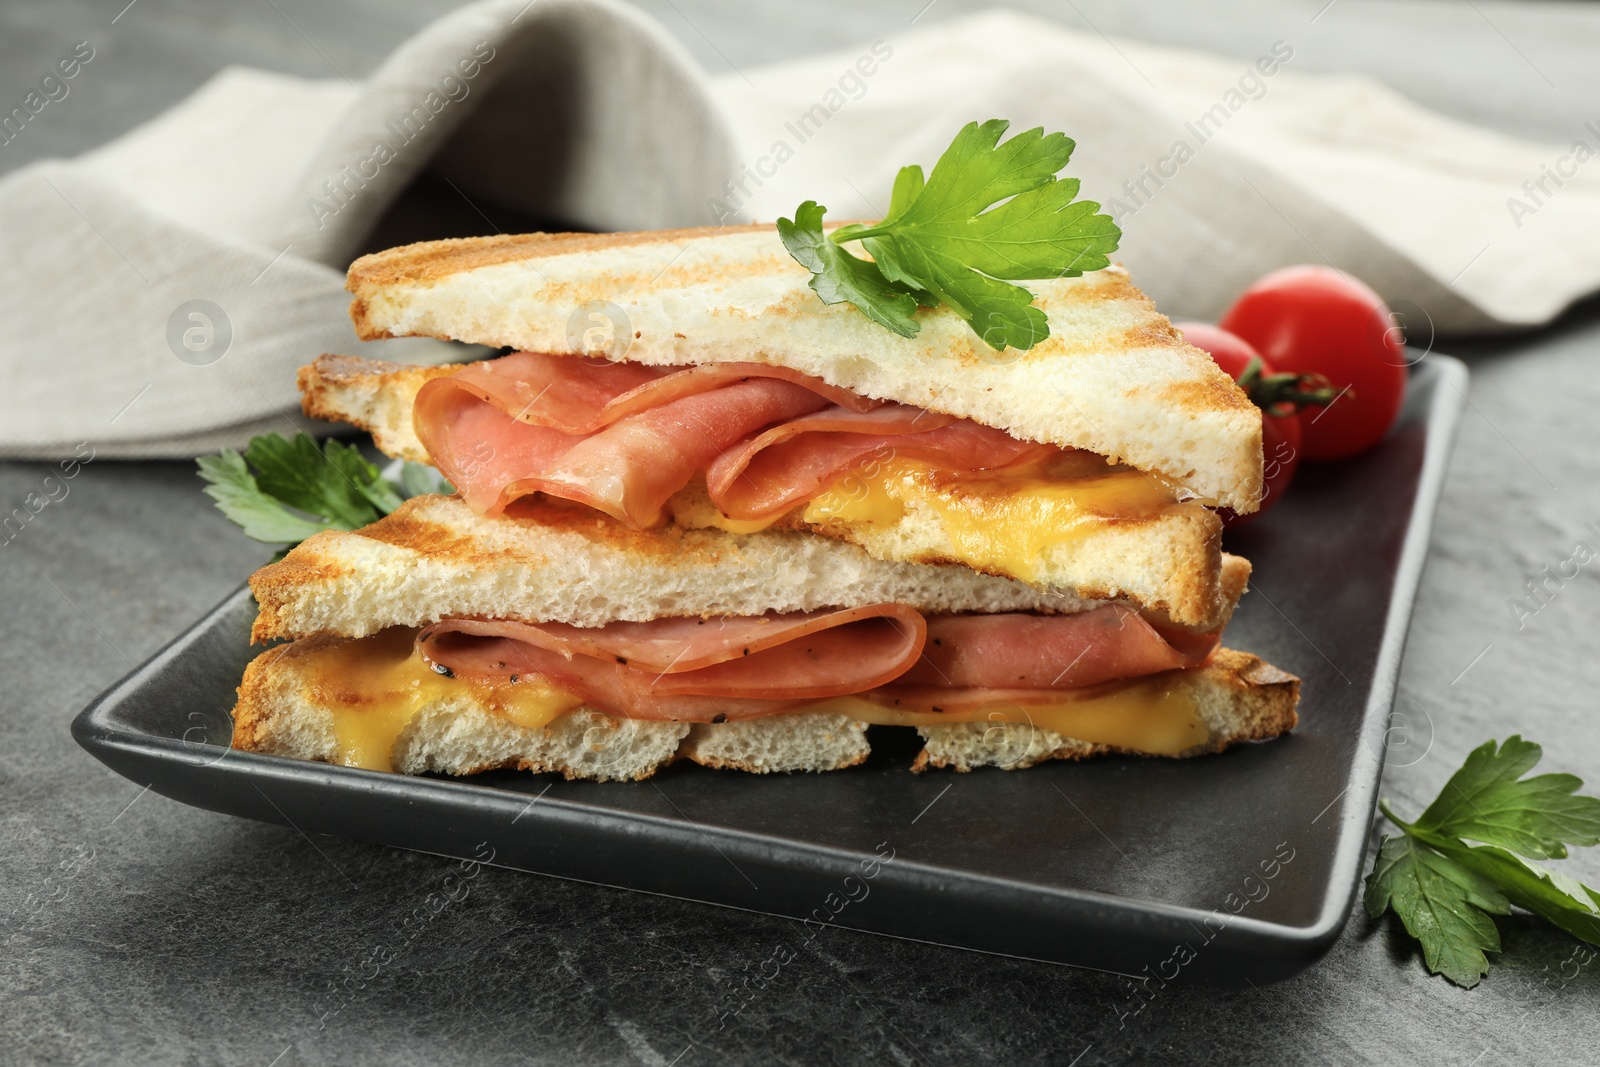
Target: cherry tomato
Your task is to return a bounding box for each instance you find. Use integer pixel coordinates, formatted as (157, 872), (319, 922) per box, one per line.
(1218, 266), (1407, 461)
(1175, 322), (1306, 528)
(1175, 322), (1264, 381)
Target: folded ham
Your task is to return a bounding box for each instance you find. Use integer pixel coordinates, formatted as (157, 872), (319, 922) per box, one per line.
(412, 352), (1064, 526)
(416, 603), (1220, 722)
(418, 606), (927, 720)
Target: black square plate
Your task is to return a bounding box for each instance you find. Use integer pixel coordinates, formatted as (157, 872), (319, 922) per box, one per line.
(72, 355), (1466, 983)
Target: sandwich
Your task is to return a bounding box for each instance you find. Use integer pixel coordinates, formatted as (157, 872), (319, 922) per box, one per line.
(299, 224), (1263, 629)
(226, 121), (1303, 782)
(232, 494), (1298, 781)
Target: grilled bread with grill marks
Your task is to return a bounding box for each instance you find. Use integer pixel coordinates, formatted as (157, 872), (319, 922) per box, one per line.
(342, 228), (1262, 512)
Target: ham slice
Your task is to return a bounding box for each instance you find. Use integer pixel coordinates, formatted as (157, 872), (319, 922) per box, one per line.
(412, 603), (1218, 722)
(417, 374), (828, 524)
(898, 606), (1218, 689)
(416, 606), (927, 720)
(431, 352), (881, 438)
(411, 351), (1065, 527)
(706, 407), (1055, 520)
(411, 395), (580, 516)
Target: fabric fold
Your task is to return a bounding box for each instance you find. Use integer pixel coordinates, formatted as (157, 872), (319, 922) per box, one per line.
(0, 0), (739, 459)
(2, 0), (1596, 459)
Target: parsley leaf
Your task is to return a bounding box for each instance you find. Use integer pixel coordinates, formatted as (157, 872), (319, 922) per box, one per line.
(1365, 736), (1600, 987)
(884, 164), (927, 221)
(196, 449), (340, 544)
(776, 201), (922, 338)
(780, 119), (1121, 352)
(243, 433), (400, 529)
(397, 460), (454, 499)
(1436, 841), (1600, 948)
(197, 432), (450, 547)
(1363, 834), (1509, 988)
(1415, 736), (1600, 860)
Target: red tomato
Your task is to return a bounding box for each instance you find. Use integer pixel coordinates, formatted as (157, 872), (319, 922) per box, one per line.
(1175, 322), (1265, 381)
(1219, 266), (1407, 461)
(1174, 322), (1303, 528)
(1254, 402), (1303, 526)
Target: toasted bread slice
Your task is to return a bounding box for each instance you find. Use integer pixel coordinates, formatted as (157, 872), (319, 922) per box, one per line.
(914, 649), (1300, 771)
(249, 494), (1251, 643)
(344, 229), (1262, 512)
(298, 356), (1230, 626)
(231, 637), (695, 782)
(231, 641), (1297, 781)
(298, 354), (457, 459)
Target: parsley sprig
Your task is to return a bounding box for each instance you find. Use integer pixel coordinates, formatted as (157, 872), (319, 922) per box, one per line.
(1365, 736), (1600, 987)
(197, 432), (450, 546)
(777, 119), (1121, 352)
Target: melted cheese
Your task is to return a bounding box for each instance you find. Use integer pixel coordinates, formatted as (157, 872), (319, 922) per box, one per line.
(666, 484), (783, 534)
(694, 510), (782, 535)
(296, 629), (582, 771)
(801, 458), (1180, 583)
(806, 677), (1207, 756)
(292, 629), (1206, 772)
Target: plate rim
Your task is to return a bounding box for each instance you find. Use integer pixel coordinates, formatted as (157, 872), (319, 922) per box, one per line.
(70, 353), (1470, 978)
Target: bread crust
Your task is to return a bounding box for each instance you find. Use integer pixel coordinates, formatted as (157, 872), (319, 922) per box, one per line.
(231, 636), (690, 782)
(340, 227), (1262, 511)
(231, 641), (1297, 780)
(298, 355), (452, 462)
(248, 495), (1248, 642)
(912, 648), (1300, 771)
(346, 225), (773, 309)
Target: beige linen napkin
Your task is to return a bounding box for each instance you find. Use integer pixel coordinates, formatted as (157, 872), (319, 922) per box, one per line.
(711, 9), (1600, 334)
(2, 1), (1595, 459)
(0, 0), (739, 459)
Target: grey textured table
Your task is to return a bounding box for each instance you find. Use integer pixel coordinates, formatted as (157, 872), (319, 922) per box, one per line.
(4, 2), (1599, 1064)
